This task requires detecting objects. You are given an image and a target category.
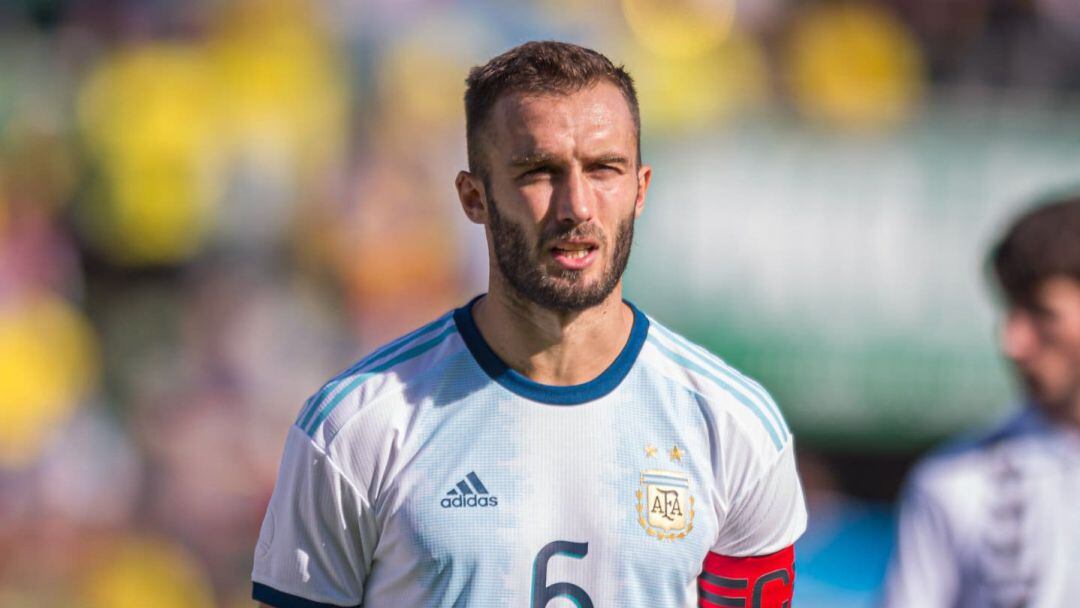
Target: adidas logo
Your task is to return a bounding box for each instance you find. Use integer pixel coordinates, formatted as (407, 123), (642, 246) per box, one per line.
(440, 472), (499, 508)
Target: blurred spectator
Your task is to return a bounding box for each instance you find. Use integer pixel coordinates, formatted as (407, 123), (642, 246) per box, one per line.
(882, 195), (1080, 606)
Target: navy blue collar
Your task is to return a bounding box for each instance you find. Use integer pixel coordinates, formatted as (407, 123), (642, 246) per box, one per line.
(453, 294), (649, 405)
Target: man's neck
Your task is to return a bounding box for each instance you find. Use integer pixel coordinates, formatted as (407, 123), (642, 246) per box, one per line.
(472, 281), (635, 386)
(1033, 396), (1080, 435)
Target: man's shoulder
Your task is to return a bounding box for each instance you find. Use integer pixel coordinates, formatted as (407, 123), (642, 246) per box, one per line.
(906, 409), (1035, 501)
(638, 314), (792, 455)
(293, 310), (468, 448)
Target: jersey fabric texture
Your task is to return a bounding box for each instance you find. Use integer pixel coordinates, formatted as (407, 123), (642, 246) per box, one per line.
(252, 296), (806, 607)
(881, 406), (1080, 607)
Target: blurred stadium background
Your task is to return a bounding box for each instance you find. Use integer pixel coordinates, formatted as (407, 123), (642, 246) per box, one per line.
(1, 0), (1079, 606)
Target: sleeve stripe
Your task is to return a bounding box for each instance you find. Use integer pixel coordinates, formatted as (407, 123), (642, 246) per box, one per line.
(697, 584), (746, 607)
(296, 314), (455, 430)
(252, 583), (361, 608)
(303, 323), (459, 436)
(699, 571), (749, 589)
(646, 334), (785, 451)
(648, 320), (789, 441)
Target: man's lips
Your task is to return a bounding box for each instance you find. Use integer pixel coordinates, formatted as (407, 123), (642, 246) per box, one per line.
(549, 240), (599, 270)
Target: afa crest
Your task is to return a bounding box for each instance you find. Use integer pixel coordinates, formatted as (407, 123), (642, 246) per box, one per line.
(636, 469), (694, 540)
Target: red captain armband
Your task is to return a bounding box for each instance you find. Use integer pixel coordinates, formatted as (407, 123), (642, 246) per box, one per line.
(698, 545), (795, 608)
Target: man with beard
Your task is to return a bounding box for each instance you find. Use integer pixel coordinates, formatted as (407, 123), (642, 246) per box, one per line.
(882, 196), (1080, 607)
(252, 41), (805, 608)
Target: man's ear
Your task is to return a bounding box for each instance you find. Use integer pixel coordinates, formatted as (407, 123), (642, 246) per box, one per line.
(456, 171), (487, 225)
(634, 164), (652, 219)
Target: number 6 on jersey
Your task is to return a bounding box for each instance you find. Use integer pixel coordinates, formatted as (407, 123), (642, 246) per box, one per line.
(532, 541), (593, 607)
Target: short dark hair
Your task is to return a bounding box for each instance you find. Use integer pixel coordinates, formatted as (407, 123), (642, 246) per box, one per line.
(464, 40), (640, 178)
(990, 194), (1080, 305)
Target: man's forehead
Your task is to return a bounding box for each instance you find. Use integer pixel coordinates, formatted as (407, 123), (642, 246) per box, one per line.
(1005, 275), (1080, 312)
(487, 82), (635, 143)
(1038, 276), (1080, 302)
(496, 82), (631, 116)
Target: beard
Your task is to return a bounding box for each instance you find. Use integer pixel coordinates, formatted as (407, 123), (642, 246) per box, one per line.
(486, 195), (635, 313)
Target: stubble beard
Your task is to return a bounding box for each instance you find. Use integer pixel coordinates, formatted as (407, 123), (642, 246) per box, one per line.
(486, 194), (635, 313)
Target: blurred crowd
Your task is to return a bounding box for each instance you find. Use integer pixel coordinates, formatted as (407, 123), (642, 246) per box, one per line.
(1, 0), (1079, 606)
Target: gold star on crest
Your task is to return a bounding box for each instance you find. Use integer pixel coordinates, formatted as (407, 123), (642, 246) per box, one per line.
(669, 445), (684, 462)
(645, 444), (658, 458)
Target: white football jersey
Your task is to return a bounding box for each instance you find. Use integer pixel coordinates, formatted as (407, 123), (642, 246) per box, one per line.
(252, 297), (806, 607)
(882, 406), (1080, 607)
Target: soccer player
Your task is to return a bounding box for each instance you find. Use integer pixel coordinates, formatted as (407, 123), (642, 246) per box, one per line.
(252, 41), (805, 607)
(882, 196), (1080, 607)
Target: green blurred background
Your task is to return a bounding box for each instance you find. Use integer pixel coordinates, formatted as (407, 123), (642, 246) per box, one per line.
(2, 0), (1079, 606)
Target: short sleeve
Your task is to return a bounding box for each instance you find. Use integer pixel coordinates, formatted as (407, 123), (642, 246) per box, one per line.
(711, 441), (807, 556)
(252, 425), (376, 608)
(880, 473), (960, 608)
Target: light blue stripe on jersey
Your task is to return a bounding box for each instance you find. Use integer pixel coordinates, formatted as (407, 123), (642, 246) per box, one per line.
(649, 320), (789, 442)
(641, 473), (690, 488)
(302, 322), (459, 437)
(296, 314), (453, 428)
(646, 334), (785, 451)
(296, 314), (454, 429)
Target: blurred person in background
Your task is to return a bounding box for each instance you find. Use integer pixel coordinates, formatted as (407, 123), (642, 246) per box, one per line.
(882, 195), (1080, 607)
(251, 41), (805, 608)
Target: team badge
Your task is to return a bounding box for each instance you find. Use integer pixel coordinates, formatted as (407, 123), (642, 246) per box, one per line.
(636, 468), (695, 540)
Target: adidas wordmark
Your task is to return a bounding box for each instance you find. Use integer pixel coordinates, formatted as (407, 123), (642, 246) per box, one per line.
(441, 472), (498, 508)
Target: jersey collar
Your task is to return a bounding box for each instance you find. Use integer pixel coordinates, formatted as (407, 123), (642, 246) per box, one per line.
(453, 294), (649, 405)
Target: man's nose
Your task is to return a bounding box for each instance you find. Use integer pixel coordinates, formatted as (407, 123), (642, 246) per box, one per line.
(1001, 309), (1039, 362)
(554, 168), (594, 224)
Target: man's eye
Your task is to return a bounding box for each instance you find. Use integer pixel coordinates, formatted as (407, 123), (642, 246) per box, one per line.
(1031, 305), (1056, 320)
(522, 167), (555, 178)
(591, 165), (621, 175)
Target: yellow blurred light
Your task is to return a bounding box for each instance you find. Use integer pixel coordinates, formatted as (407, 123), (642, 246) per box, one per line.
(0, 294), (97, 467)
(621, 0), (737, 58)
(210, 0), (348, 173)
(622, 30), (768, 131)
(81, 537), (215, 608)
(77, 44), (223, 265)
(785, 2), (924, 130)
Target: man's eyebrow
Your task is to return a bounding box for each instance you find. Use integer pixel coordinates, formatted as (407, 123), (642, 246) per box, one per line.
(508, 152), (556, 167)
(508, 152), (632, 167)
(587, 153), (631, 166)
